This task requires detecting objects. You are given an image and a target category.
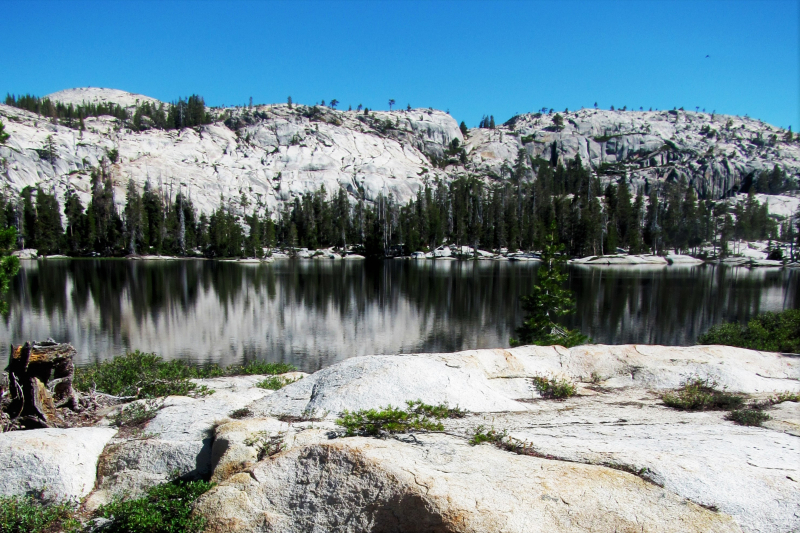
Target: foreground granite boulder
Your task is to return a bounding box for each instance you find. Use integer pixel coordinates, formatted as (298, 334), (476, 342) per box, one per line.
(0, 427), (117, 501)
(251, 344), (800, 419)
(195, 432), (742, 533)
(86, 374), (277, 509)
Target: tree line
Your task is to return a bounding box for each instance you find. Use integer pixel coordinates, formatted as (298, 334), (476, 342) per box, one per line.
(4, 94), (211, 132)
(0, 153), (788, 260)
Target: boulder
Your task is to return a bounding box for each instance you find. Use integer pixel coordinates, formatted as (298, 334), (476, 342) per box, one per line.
(249, 346), (800, 420)
(209, 417), (334, 483)
(444, 389), (800, 533)
(194, 433), (742, 533)
(0, 427), (117, 501)
(86, 375), (272, 508)
(248, 351), (534, 418)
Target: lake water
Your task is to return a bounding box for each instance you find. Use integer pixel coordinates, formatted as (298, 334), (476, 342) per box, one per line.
(1, 259), (797, 372)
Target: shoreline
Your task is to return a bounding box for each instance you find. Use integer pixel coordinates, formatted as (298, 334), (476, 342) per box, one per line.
(19, 252), (796, 268)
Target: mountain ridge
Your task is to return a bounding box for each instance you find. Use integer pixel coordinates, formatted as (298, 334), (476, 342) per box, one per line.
(1, 88), (798, 219)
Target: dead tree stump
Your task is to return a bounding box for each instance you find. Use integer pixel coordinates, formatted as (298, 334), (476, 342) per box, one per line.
(4, 340), (79, 429)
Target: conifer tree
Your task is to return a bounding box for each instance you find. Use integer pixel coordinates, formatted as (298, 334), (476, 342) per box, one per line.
(0, 224), (19, 314)
(0, 120), (9, 144)
(123, 179), (143, 254)
(511, 224), (587, 347)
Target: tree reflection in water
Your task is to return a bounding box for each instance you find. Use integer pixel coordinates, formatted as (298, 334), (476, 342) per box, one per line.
(2, 259), (797, 372)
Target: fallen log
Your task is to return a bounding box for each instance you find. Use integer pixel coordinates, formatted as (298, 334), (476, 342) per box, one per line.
(4, 340), (80, 429)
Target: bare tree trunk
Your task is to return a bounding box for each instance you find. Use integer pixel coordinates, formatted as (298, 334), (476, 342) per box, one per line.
(4, 340), (79, 429)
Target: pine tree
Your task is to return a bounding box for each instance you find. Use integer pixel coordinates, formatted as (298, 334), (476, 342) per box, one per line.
(34, 188), (63, 255)
(0, 224), (20, 314)
(511, 224), (587, 347)
(0, 120), (9, 144)
(123, 179), (143, 254)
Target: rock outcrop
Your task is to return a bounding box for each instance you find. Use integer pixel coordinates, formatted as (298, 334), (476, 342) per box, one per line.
(0, 427), (117, 501)
(1, 88), (797, 221)
(196, 433), (743, 533)
(1, 344), (798, 532)
(86, 374), (276, 509)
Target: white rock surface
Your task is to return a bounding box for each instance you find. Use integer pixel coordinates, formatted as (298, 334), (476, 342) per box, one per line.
(570, 254), (669, 265)
(250, 345), (800, 421)
(195, 432), (742, 533)
(87, 375), (273, 508)
(0, 427), (117, 501)
(46, 87), (162, 111)
(0, 95), (460, 218)
(468, 109), (800, 202)
(445, 390), (800, 533)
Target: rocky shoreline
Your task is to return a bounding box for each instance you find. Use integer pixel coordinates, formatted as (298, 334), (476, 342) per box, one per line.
(1, 344), (798, 532)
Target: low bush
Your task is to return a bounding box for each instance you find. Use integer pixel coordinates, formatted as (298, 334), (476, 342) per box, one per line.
(244, 431), (285, 461)
(726, 407), (771, 427)
(255, 376), (300, 390)
(337, 400), (465, 437)
(772, 391), (800, 404)
(532, 376), (576, 399)
(0, 495), (80, 533)
(229, 408), (252, 419)
(662, 378), (744, 411)
(96, 480), (213, 533)
(74, 351), (296, 399)
(698, 309), (800, 353)
(111, 399), (163, 427)
(469, 425), (506, 446)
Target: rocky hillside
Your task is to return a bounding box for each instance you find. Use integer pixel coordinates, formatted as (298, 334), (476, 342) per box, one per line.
(1, 88), (798, 217)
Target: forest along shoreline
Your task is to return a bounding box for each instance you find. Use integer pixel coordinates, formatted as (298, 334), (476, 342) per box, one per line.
(10, 243), (795, 267)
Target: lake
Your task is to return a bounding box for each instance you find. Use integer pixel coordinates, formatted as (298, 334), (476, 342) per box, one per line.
(1, 259), (797, 372)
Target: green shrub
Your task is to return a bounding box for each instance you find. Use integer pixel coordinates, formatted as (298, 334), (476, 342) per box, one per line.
(255, 376), (300, 390)
(336, 400), (465, 437)
(229, 408), (252, 419)
(74, 351), (296, 399)
(243, 431), (284, 460)
(225, 361), (296, 376)
(0, 495), (80, 533)
(96, 480), (213, 533)
(662, 378), (744, 411)
(73, 351), (212, 399)
(726, 407), (771, 427)
(772, 391), (800, 404)
(469, 425), (506, 446)
(698, 310), (800, 353)
(111, 399), (163, 427)
(532, 376), (576, 399)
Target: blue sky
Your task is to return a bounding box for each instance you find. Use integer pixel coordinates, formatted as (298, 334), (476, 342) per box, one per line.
(3, 0), (798, 129)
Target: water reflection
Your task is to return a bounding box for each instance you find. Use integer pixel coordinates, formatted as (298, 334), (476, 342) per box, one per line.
(2, 259), (797, 372)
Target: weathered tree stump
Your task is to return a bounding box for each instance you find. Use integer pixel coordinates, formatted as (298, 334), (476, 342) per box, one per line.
(4, 340), (79, 429)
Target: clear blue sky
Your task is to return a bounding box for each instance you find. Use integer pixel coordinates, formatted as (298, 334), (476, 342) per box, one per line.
(4, 0), (798, 129)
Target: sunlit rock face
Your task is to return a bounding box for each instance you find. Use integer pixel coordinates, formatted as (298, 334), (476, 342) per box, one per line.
(1, 88), (797, 220)
(467, 108), (800, 201)
(0, 88), (461, 217)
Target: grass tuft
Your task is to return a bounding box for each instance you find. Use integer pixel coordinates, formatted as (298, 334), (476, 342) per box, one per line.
(255, 376), (300, 390)
(726, 407), (771, 427)
(662, 378), (744, 411)
(336, 400), (465, 437)
(74, 351), (296, 399)
(532, 376), (576, 399)
(111, 399), (163, 427)
(229, 408), (252, 419)
(0, 495), (80, 533)
(96, 480), (213, 533)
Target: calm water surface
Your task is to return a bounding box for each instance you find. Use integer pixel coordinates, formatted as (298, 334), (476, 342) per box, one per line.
(1, 259), (798, 372)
